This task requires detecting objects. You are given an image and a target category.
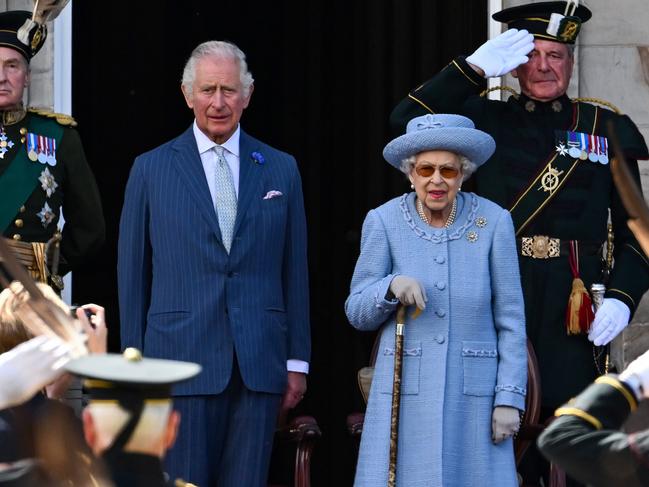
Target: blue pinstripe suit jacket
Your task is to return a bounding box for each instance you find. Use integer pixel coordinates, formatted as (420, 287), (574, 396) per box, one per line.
(118, 126), (310, 396)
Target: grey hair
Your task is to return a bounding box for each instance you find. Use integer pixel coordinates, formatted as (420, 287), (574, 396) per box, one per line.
(399, 153), (477, 182)
(181, 41), (254, 97)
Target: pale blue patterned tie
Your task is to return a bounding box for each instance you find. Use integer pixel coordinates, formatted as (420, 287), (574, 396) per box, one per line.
(213, 145), (237, 253)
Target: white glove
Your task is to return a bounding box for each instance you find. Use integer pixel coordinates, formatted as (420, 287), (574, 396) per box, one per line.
(466, 29), (535, 77)
(588, 298), (631, 346)
(492, 405), (520, 444)
(388, 275), (427, 310)
(0, 335), (72, 410)
(620, 348), (649, 400)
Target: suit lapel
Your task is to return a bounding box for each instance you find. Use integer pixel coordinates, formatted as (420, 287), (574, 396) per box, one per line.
(233, 130), (264, 237)
(171, 126), (222, 241)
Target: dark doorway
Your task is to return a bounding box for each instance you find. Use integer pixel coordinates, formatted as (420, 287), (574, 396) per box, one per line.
(72, 1), (487, 484)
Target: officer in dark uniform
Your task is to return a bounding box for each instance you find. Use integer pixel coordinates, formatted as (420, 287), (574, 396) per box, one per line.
(0, 10), (104, 289)
(538, 348), (649, 487)
(66, 348), (201, 487)
(390, 2), (649, 484)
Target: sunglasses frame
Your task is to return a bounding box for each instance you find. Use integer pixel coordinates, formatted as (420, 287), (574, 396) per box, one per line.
(414, 164), (461, 180)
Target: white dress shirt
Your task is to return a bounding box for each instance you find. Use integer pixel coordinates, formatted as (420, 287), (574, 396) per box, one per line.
(192, 121), (309, 374)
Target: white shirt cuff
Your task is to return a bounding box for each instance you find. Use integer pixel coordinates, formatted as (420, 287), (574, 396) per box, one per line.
(287, 359), (309, 374)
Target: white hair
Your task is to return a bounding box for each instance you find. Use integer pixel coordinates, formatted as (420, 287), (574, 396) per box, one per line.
(86, 400), (172, 454)
(399, 153), (477, 182)
(181, 40), (254, 96)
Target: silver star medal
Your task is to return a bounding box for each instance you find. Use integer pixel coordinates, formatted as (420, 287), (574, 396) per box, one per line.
(37, 202), (56, 227)
(39, 167), (58, 197)
(0, 131), (15, 159)
(555, 142), (568, 157)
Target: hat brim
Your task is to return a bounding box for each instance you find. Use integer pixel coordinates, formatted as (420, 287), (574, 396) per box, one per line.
(383, 126), (496, 170)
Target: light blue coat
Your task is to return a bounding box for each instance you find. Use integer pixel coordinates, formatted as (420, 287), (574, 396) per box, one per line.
(346, 192), (527, 487)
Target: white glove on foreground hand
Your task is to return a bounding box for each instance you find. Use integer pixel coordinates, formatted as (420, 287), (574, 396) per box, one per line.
(466, 28), (535, 77)
(588, 298), (631, 346)
(620, 348), (649, 400)
(492, 405), (520, 444)
(388, 275), (427, 310)
(0, 335), (72, 410)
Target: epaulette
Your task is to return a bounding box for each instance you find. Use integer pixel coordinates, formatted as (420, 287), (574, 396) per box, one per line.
(27, 107), (78, 127)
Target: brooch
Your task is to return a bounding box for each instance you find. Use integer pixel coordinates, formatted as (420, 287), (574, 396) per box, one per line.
(37, 202), (55, 227)
(467, 231), (478, 243)
(39, 168), (58, 197)
(475, 216), (487, 228)
(251, 151), (265, 165)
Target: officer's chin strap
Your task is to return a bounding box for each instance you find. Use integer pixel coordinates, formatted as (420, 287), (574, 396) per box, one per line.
(103, 396), (145, 457)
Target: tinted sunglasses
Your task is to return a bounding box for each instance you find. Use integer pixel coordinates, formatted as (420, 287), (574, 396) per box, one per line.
(415, 165), (460, 179)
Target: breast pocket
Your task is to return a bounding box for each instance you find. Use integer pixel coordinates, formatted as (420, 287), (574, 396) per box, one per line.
(462, 340), (498, 396)
(379, 339), (422, 395)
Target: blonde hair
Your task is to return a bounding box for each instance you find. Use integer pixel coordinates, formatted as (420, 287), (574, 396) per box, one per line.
(0, 281), (70, 354)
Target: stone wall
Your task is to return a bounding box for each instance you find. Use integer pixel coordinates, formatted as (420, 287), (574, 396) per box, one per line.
(501, 0), (649, 371)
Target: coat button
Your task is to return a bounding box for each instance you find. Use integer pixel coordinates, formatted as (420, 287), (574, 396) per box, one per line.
(435, 334), (445, 344)
(19, 206), (25, 213)
(435, 255), (445, 264)
(12, 234), (21, 240)
(436, 281), (446, 290)
(14, 219), (23, 228)
(435, 309), (446, 317)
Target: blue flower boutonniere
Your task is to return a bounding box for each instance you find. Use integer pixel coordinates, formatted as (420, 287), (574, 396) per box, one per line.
(251, 151), (265, 165)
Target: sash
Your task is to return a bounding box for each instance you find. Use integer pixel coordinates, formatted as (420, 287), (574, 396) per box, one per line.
(0, 115), (64, 233)
(509, 103), (600, 235)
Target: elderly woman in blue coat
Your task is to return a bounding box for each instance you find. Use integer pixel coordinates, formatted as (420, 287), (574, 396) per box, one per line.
(346, 114), (527, 486)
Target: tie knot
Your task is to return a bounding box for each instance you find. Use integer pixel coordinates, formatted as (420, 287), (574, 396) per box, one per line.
(213, 145), (225, 158)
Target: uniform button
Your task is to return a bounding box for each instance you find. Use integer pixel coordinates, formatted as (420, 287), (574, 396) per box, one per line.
(435, 309), (446, 318)
(12, 234), (21, 241)
(14, 219), (23, 228)
(435, 255), (445, 264)
(19, 206), (25, 213)
(436, 281), (446, 290)
(19, 127), (27, 135)
(435, 334), (445, 344)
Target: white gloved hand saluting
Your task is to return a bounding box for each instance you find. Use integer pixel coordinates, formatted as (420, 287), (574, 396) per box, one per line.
(0, 335), (72, 410)
(466, 28), (535, 77)
(588, 298), (631, 346)
(492, 405), (520, 444)
(620, 348), (649, 400)
(388, 275), (427, 310)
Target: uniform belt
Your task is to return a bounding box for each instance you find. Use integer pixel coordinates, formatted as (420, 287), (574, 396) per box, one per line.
(0, 237), (48, 282)
(518, 236), (602, 259)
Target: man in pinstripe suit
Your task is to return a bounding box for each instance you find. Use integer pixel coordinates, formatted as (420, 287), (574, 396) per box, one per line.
(118, 40), (310, 487)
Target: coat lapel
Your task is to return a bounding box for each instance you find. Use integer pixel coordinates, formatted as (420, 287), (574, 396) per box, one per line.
(171, 126), (222, 241)
(233, 130), (264, 237)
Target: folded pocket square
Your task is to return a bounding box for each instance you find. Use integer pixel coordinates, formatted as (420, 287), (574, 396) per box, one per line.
(263, 190), (283, 200)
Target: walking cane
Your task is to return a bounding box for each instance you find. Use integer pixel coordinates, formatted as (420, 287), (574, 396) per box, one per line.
(387, 305), (406, 487)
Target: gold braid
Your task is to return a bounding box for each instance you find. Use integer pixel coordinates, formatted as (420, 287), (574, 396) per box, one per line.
(573, 97), (622, 114)
(479, 85), (519, 98)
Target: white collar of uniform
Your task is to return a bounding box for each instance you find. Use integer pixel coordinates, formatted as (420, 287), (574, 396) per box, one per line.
(192, 121), (241, 158)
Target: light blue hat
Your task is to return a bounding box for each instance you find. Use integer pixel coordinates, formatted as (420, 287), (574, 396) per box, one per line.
(383, 114), (496, 169)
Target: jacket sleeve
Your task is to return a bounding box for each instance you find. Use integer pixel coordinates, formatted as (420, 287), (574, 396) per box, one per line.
(117, 157), (151, 351)
(282, 157), (311, 362)
(345, 209), (399, 331)
(489, 209), (527, 410)
(538, 376), (649, 487)
(60, 127), (105, 270)
(390, 56), (487, 136)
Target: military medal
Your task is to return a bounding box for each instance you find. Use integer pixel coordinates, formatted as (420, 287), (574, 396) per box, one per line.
(555, 142), (568, 156)
(45, 137), (57, 166)
(578, 133), (588, 160)
(598, 136), (609, 164)
(0, 127), (14, 159)
(588, 135), (599, 162)
(37, 135), (47, 164)
(37, 201), (56, 227)
(39, 167), (58, 197)
(27, 133), (38, 161)
(567, 131), (581, 158)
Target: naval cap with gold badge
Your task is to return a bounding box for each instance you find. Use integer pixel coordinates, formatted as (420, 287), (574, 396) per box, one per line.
(65, 348), (202, 402)
(493, 1), (592, 44)
(0, 10), (47, 62)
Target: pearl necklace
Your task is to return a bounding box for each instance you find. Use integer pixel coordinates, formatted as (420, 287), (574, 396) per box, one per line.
(416, 197), (457, 228)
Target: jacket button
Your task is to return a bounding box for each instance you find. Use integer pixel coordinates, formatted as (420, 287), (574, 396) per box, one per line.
(435, 255), (445, 264)
(12, 234), (21, 241)
(19, 206), (25, 213)
(435, 334), (445, 344)
(435, 309), (446, 318)
(14, 219), (23, 228)
(436, 281), (446, 290)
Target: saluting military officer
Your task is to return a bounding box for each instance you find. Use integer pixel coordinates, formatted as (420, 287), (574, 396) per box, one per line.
(0, 10), (104, 289)
(66, 349), (201, 487)
(390, 2), (649, 485)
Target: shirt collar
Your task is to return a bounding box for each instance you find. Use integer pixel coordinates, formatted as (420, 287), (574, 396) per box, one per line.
(192, 121), (240, 157)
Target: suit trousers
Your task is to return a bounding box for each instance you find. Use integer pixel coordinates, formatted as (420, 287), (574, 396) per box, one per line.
(165, 359), (282, 487)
